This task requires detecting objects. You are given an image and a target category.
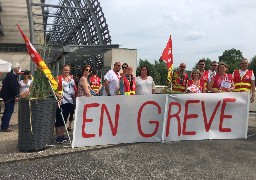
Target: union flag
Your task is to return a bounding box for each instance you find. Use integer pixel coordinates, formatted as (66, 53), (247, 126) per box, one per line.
(17, 25), (58, 91)
(161, 35), (173, 82)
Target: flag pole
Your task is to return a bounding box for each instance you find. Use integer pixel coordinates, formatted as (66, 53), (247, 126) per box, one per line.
(169, 71), (174, 92)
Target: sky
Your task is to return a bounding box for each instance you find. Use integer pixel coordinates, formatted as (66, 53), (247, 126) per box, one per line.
(99, 0), (256, 70)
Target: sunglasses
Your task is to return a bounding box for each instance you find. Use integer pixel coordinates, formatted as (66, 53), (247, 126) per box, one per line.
(85, 69), (90, 72)
(122, 66), (128, 69)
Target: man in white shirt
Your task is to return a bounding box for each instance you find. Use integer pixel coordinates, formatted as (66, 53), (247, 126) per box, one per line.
(103, 62), (122, 96)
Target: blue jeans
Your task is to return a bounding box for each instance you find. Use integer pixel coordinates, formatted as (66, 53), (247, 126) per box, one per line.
(1, 101), (15, 130)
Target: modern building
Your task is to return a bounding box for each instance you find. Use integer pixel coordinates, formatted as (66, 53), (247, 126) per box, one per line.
(0, 0), (43, 75)
(0, 0), (137, 78)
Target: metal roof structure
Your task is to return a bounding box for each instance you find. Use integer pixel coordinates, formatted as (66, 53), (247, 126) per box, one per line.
(28, 0), (118, 71)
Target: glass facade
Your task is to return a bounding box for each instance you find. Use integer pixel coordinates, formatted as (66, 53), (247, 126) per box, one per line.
(0, 43), (26, 52)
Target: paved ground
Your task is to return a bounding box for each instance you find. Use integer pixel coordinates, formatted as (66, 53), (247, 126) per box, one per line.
(0, 104), (256, 179)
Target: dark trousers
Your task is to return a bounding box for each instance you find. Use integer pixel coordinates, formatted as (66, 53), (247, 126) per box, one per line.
(1, 101), (15, 130)
(55, 103), (74, 127)
(68, 105), (75, 122)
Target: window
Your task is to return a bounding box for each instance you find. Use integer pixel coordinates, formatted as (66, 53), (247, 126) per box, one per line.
(0, 43), (26, 52)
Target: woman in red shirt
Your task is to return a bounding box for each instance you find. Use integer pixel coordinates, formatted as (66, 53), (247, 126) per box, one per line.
(208, 62), (235, 93)
(186, 69), (206, 93)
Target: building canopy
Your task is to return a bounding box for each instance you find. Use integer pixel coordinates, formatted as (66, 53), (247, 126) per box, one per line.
(30, 0), (118, 71)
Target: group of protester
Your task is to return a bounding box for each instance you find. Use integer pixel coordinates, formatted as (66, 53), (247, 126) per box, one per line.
(172, 58), (255, 103)
(0, 58), (255, 144)
(53, 62), (156, 143)
(103, 62), (155, 96)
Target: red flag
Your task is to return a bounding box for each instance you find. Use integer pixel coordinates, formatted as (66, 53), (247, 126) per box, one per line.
(161, 35), (173, 82)
(17, 24), (58, 91)
(17, 25), (41, 67)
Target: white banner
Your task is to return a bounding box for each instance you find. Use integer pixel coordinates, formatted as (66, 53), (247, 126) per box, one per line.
(163, 92), (249, 141)
(72, 94), (166, 147)
(72, 92), (249, 148)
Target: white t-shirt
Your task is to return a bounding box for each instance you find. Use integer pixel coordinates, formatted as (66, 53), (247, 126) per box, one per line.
(208, 70), (216, 82)
(238, 70), (255, 80)
(103, 70), (120, 96)
(19, 80), (33, 94)
(62, 78), (76, 104)
(135, 76), (155, 95)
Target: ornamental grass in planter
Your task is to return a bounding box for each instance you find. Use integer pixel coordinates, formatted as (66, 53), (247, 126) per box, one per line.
(18, 69), (57, 152)
(16, 25), (59, 151)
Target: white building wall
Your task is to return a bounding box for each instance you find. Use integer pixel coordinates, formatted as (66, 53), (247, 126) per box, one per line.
(0, 0), (43, 72)
(104, 48), (137, 76)
(0, 52), (30, 71)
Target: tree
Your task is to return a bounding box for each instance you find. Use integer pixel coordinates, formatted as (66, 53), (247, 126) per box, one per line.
(219, 48), (243, 74)
(154, 60), (168, 85)
(248, 55), (256, 75)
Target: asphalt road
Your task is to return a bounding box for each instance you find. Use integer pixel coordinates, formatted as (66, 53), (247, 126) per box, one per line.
(0, 114), (256, 179)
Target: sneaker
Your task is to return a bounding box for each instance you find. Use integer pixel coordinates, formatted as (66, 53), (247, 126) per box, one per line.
(1, 128), (14, 132)
(62, 135), (69, 142)
(56, 136), (64, 144)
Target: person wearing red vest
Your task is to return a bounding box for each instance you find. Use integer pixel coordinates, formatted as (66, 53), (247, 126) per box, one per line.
(122, 66), (136, 95)
(55, 65), (77, 143)
(208, 62), (235, 93)
(90, 70), (102, 96)
(119, 63), (129, 95)
(120, 63), (128, 77)
(197, 59), (209, 83)
(186, 69), (206, 93)
(171, 63), (188, 93)
(233, 58), (255, 103)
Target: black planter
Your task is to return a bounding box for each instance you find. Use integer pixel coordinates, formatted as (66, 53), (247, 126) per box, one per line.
(18, 98), (56, 152)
